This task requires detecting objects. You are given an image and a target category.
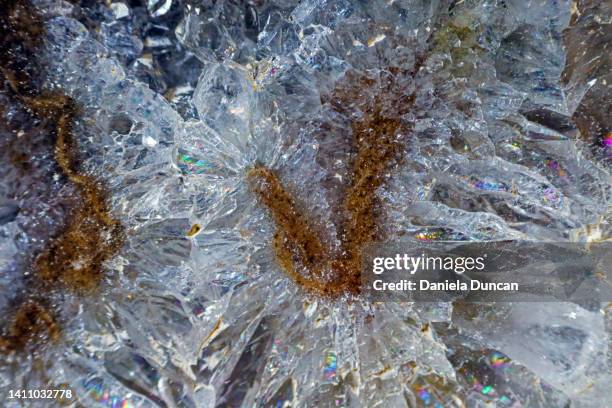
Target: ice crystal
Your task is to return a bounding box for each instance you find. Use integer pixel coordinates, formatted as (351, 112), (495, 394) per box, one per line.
(0, 0), (610, 407)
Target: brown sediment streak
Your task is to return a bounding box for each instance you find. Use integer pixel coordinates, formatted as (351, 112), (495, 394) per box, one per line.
(0, 0), (124, 352)
(335, 70), (413, 292)
(32, 97), (125, 291)
(248, 167), (335, 295)
(43, 84), (125, 284)
(0, 301), (61, 352)
(248, 68), (414, 297)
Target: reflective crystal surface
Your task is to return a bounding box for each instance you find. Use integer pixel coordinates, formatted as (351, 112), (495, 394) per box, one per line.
(0, 0), (610, 407)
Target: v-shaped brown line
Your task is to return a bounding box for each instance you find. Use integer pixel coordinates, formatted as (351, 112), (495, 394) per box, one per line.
(248, 69), (417, 297)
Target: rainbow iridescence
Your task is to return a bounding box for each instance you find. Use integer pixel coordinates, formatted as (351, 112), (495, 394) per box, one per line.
(324, 352), (337, 381)
(83, 379), (132, 408)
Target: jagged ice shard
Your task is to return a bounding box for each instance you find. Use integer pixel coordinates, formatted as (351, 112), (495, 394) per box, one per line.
(0, 0), (610, 407)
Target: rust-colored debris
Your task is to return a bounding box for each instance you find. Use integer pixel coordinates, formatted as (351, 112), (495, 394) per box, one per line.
(187, 223), (202, 237)
(0, 0), (124, 352)
(33, 97), (125, 292)
(248, 167), (334, 294)
(0, 300), (61, 353)
(248, 68), (414, 297)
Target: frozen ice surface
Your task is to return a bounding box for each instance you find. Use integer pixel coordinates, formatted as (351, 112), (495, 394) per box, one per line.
(0, 0), (610, 407)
